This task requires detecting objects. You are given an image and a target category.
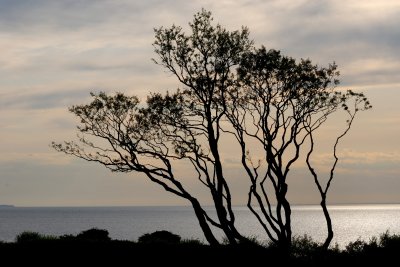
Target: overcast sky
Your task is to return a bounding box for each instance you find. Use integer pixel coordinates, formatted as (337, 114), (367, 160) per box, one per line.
(0, 0), (399, 207)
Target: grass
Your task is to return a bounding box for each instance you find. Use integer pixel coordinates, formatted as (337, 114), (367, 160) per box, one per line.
(2, 229), (400, 266)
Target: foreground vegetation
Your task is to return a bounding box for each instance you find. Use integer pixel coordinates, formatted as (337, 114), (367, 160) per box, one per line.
(1, 229), (399, 266)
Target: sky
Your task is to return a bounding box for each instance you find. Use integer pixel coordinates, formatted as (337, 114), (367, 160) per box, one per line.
(0, 0), (399, 207)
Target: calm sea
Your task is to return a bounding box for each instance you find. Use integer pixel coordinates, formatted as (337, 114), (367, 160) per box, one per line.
(1, 204), (399, 248)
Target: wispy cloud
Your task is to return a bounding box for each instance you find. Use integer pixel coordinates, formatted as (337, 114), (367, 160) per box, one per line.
(307, 150), (400, 172)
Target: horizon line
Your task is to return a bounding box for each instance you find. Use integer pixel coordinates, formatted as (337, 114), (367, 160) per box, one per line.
(2, 202), (400, 208)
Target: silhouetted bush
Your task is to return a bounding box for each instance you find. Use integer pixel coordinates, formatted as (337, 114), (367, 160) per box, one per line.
(181, 238), (203, 245)
(15, 231), (56, 243)
(15, 231), (42, 243)
(138, 230), (181, 244)
(76, 228), (111, 242)
(58, 234), (77, 241)
(345, 238), (368, 254)
(345, 236), (379, 255)
(378, 231), (400, 249)
(291, 235), (322, 257)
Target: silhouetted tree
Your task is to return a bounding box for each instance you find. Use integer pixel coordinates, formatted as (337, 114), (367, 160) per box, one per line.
(53, 9), (251, 245)
(53, 9), (371, 249)
(52, 92), (219, 245)
(226, 47), (371, 250)
(305, 90), (371, 249)
(151, 9), (252, 244)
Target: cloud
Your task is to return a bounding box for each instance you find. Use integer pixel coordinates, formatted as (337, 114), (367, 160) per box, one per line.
(0, 1), (142, 33)
(0, 89), (91, 110)
(341, 59), (400, 86)
(0, 0), (399, 206)
(0, 152), (73, 166)
(246, 1), (400, 86)
(307, 150), (400, 172)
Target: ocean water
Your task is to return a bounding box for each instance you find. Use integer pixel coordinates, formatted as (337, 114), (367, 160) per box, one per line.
(0, 204), (399, 248)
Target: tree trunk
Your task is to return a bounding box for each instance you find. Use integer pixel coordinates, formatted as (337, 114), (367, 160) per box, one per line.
(212, 193), (237, 244)
(191, 198), (220, 246)
(206, 114), (239, 244)
(278, 182), (292, 251)
(321, 197), (333, 249)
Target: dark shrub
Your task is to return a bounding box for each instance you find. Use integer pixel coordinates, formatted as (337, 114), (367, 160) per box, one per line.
(290, 235), (322, 258)
(345, 238), (368, 254)
(77, 228), (111, 241)
(16, 231), (44, 243)
(59, 234), (76, 241)
(379, 231), (400, 249)
(138, 230), (181, 244)
(345, 236), (379, 255)
(181, 238), (204, 245)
